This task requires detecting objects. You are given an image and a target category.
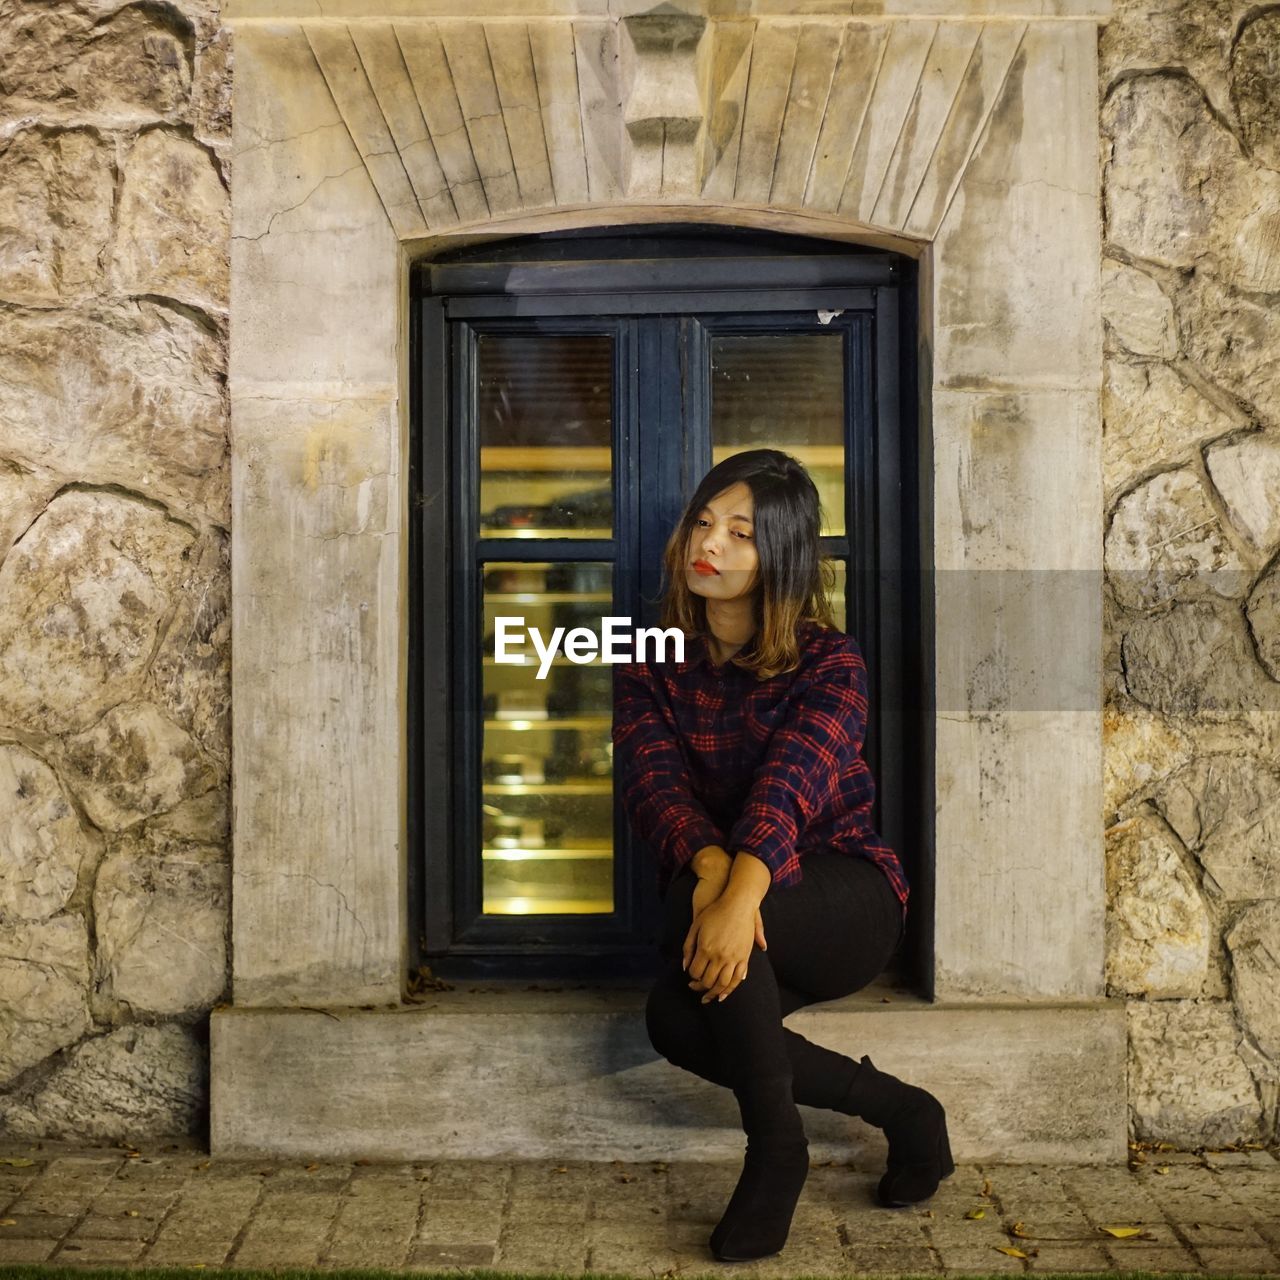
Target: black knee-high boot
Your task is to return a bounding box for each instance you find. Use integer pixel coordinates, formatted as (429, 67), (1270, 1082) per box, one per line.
(835, 1055), (955, 1206)
(708, 1072), (810, 1262)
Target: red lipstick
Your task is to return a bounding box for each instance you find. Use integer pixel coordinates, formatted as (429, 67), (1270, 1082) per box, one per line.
(692, 560), (719, 576)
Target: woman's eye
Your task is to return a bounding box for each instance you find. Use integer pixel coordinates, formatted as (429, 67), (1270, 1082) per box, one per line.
(734, 530), (752, 540)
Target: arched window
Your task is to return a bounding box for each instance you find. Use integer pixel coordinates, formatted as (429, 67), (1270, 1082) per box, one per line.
(410, 226), (925, 985)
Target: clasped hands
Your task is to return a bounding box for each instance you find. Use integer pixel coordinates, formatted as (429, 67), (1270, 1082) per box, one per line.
(682, 845), (771, 1005)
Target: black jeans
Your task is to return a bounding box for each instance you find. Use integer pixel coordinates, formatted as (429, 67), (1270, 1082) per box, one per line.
(645, 852), (905, 1111)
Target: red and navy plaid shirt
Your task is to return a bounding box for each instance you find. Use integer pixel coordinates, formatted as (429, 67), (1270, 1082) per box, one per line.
(612, 618), (908, 919)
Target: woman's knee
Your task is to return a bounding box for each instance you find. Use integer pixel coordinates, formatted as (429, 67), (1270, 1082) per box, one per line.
(644, 971), (690, 1063)
(658, 868), (697, 960)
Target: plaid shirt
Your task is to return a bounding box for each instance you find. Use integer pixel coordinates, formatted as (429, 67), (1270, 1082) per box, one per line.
(612, 619), (908, 918)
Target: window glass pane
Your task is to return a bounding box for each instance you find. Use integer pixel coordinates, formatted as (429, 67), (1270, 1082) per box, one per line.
(709, 333), (845, 536)
(477, 334), (613, 539)
(480, 561), (614, 915)
(828, 558), (847, 630)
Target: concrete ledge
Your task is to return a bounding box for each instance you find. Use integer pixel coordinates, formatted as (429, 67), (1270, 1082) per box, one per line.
(211, 991), (1126, 1164)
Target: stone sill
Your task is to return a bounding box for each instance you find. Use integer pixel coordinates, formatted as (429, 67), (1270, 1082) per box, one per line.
(240, 979), (1116, 1016)
(212, 995), (1127, 1163)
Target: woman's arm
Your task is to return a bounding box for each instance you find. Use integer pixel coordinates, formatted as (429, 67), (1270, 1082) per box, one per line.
(612, 664), (727, 884)
(724, 641), (870, 889)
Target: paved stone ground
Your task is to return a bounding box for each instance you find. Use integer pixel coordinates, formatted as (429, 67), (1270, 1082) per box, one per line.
(1, 1140), (1278, 1276)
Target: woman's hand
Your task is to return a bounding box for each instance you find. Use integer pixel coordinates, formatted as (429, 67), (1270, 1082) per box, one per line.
(683, 893), (759, 1004)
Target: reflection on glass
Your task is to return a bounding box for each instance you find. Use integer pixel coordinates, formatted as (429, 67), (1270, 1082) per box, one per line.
(827, 559), (847, 631)
(477, 334), (613, 539)
(480, 561), (614, 915)
(710, 333), (846, 536)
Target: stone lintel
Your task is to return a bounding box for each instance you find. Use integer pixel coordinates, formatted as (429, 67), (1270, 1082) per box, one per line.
(225, 2), (1114, 23)
(211, 997), (1127, 1162)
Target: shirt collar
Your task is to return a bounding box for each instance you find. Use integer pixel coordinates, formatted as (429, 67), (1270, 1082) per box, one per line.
(675, 627), (762, 675)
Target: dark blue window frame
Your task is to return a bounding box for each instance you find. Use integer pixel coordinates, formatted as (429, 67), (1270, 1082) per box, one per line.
(409, 227), (928, 985)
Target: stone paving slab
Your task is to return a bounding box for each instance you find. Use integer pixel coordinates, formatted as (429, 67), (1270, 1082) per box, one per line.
(0, 1140), (1278, 1275)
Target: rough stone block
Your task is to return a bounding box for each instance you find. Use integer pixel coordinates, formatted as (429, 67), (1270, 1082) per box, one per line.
(1127, 1000), (1263, 1147)
(1104, 814), (1209, 998)
(109, 130), (230, 315)
(1104, 468), (1246, 613)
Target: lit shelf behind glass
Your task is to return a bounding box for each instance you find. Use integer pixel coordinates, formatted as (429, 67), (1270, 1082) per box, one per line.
(485, 592), (613, 604)
(482, 895), (613, 915)
(483, 844), (612, 862)
(482, 781), (613, 796)
(484, 717), (612, 730)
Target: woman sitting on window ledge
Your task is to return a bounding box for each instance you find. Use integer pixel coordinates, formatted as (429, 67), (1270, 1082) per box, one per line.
(612, 448), (952, 1264)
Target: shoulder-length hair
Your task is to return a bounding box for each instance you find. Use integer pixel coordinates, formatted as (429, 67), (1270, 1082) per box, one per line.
(659, 449), (838, 679)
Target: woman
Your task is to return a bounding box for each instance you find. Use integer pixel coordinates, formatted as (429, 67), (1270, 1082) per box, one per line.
(612, 449), (952, 1263)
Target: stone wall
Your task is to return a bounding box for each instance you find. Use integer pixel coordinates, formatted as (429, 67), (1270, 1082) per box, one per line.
(1, 0), (1278, 1150)
(1101, 2), (1280, 1146)
(0, 0), (231, 1140)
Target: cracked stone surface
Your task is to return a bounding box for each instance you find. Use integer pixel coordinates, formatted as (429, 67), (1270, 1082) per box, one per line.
(1128, 1000), (1264, 1147)
(1155, 754), (1280, 902)
(92, 829), (229, 1017)
(0, 744), (98, 924)
(0, 0), (232, 1141)
(0, 915), (93, 1089)
(0, 1026), (207, 1144)
(0, 491), (198, 738)
(1104, 468), (1247, 612)
(0, 305), (229, 528)
(0, 128), (115, 305)
(0, 3), (193, 128)
(0, 1143), (1277, 1275)
(109, 128), (229, 316)
(60, 701), (219, 833)
(1104, 813), (1210, 999)
(1101, 359), (1241, 502)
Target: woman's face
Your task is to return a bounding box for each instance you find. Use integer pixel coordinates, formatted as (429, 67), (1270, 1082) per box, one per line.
(684, 481), (760, 604)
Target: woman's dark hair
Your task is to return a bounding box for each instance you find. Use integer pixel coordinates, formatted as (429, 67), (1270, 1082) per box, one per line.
(659, 449), (838, 679)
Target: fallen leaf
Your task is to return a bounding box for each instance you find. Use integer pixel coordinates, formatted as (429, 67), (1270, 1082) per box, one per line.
(996, 1245), (1028, 1258)
(0, 1159), (34, 1168)
(922, 1210), (934, 1218)
(1155, 1165), (1171, 1175)
(1008, 1222), (1032, 1238)
(964, 1208), (986, 1220)
(124, 1211), (139, 1219)
(981, 1178), (993, 1198)
(0, 1220), (16, 1228)
(552, 1166), (568, 1174)
(304, 1163), (320, 1172)
(1098, 1226), (1144, 1238)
